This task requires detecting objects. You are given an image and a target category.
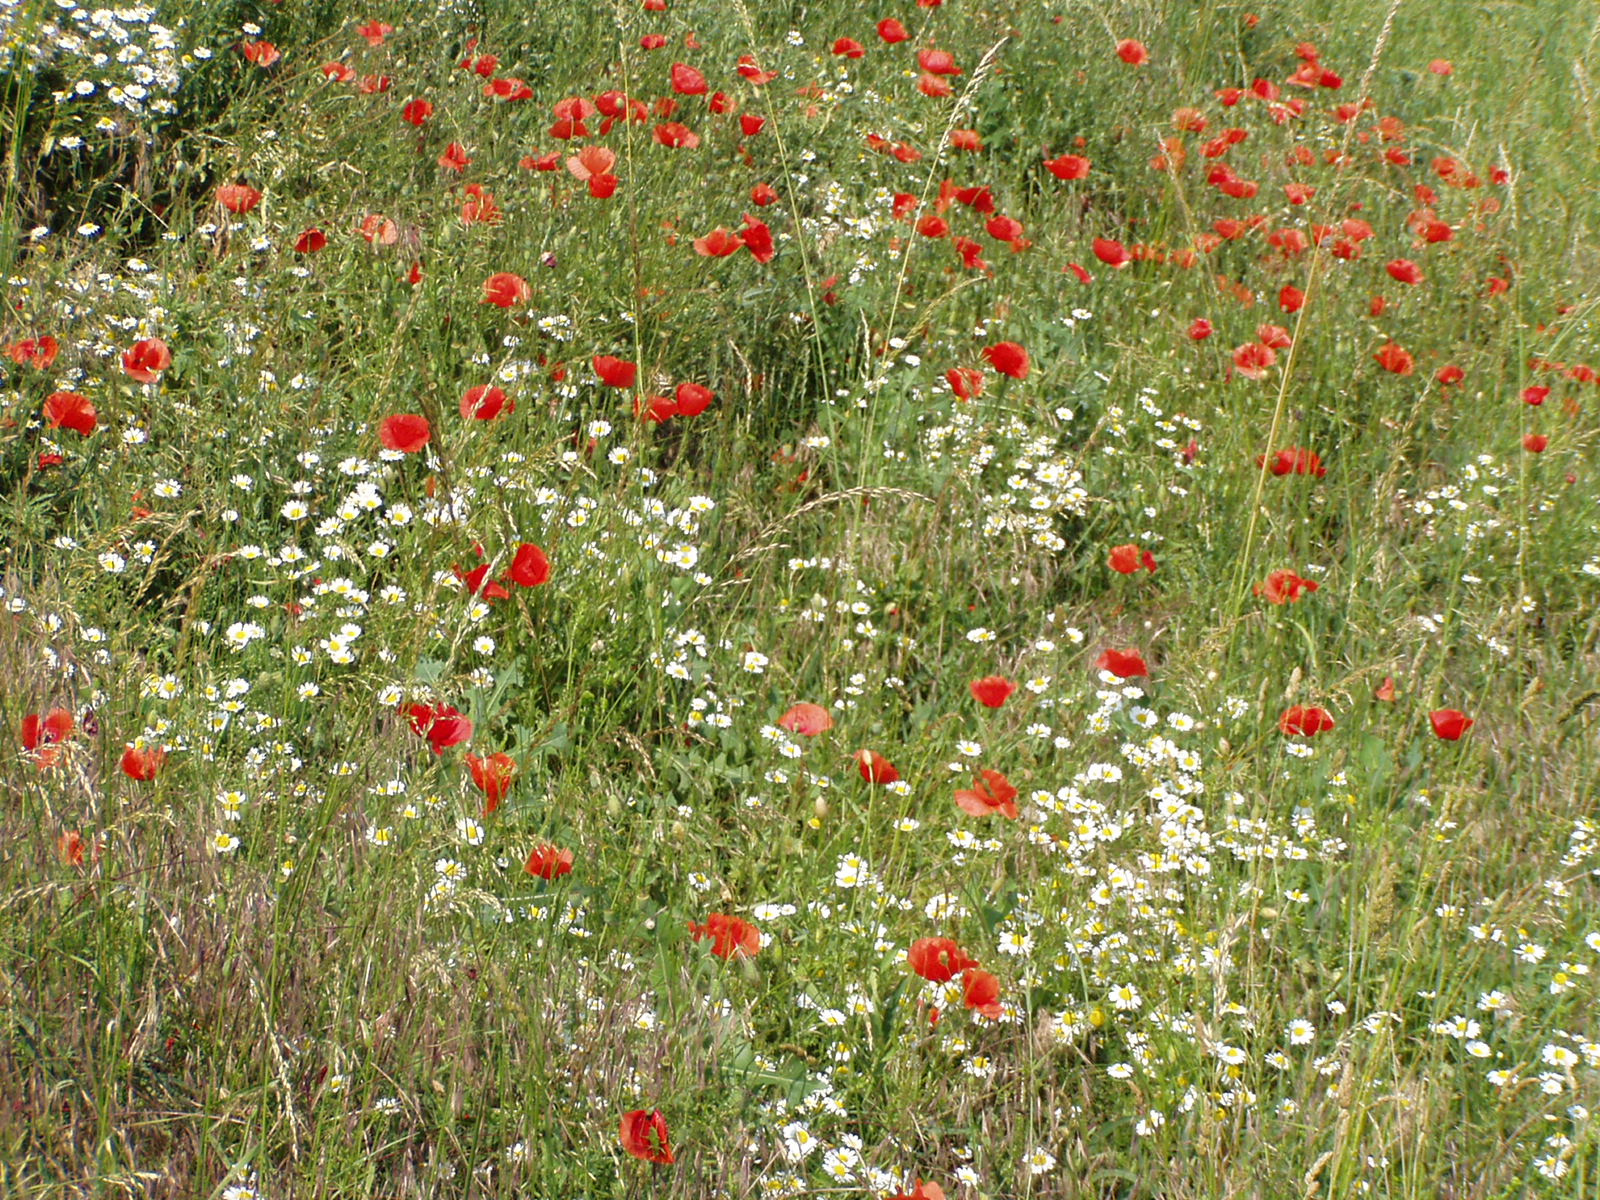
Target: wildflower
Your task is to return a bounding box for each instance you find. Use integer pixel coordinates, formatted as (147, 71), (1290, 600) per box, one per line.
(970, 676), (1016, 708)
(688, 913), (761, 959)
(1429, 709), (1474, 740)
(620, 1109), (675, 1164)
(526, 844), (574, 879)
(466, 752), (516, 814)
(954, 768), (1019, 819)
(778, 703), (833, 736)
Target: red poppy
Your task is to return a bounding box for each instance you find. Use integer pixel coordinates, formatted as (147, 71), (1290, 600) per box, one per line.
(982, 341), (1030, 380)
(1438, 366), (1465, 389)
(833, 37), (865, 58)
(917, 215), (950, 239)
(120, 745), (166, 781)
(1232, 342), (1277, 379)
(739, 215), (775, 263)
(751, 182), (779, 206)
(217, 183), (263, 214)
(1257, 447), (1325, 477)
(640, 34), (667, 50)
(525, 843), (574, 880)
(1108, 543), (1157, 575)
(593, 355), (638, 388)
(122, 338), (171, 383)
(675, 382), (714, 416)
(379, 414), (431, 453)
(954, 768), (1019, 819)
(323, 62), (355, 83)
(986, 214), (1024, 243)
(670, 61), (707, 94)
(777, 702), (833, 736)
(918, 48), (961, 76)
(240, 39), (280, 67)
(359, 74), (393, 94)
(1521, 386), (1549, 406)
(1188, 318), (1214, 341)
(1429, 59), (1454, 75)
(908, 937), (979, 982)
(736, 54), (777, 83)
(4, 336), (59, 368)
(1279, 706), (1335, 737)
(689, 913), (762, 959)
(1374, 342), (1415, 375)
(1045, 153), (1091, 181)
(1386, 258), (1423, 285)
(460, 385), (514, 420)
(1116, 39), (1149, 65)
(57, 830), (86, 866)
(360, 214), (398, 245)
(693, 228), (740, 258)
(439, 142), (471, 171)
(962, 967), (1003, 1018)
(970, 676), (1017, 708)
(1255, 569), (1319, 603)
(43, 391), (97, 435)
(357, 19), (393, 45)
(507, 543), (551, 587)
(455, 562), (510, 603)
(855, 749), (901, 785)
(620, 1109), (675, 1164)
(1278, 286), (1306, 314)
(294, 228), (327, 253)
(405, 703), (473, 755)
(1256, 324), (1293, 350)
(654, 122), (700, 148)
(878, 18), (910, 43)
(1092, 237), (1130, 268)
(459, 184), (501, 224)
(1523, 433), (1548, 453)
(892, 1181), (947, 1200)
(1429, 709), (1474, 740)
(483, 273), (531, 308)
(466, 752), (516, 814)
(1095, 648), (1148, 679)
(740, 113), (766, 137)
(22, 709), (74, 751)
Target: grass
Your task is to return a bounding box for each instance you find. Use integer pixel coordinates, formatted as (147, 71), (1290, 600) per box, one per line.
(3, 0), (1600, 1196)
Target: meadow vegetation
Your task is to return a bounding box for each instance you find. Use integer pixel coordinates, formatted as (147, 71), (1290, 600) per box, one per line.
(3, 0), (1600, 1195)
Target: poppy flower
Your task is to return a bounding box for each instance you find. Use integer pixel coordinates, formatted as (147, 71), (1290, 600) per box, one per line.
(917, 215), (950, 239)
(654, 122), (700, 148)
(22, 709), (74, 751)
(892, 1182), (948, 1200)
(1374, 342), (1415, 375)
(294, 228), (327, 253)
(1116, 38), (1149, 65)
(1521, 386), (1549, 406)
(379, 414), (431, 453)
(954, 768), (1019, 819)
(833, 37), (865, 58)
(855, 749), (901, 785)
(1108, 543), (1157, 575)
(43, 391), (97, 435)
(1254, 569), (1319, 603)
(982, 341), (1030, 380)
(1386, 258), (1423, 285)
(525, 843), (574, 880)
(1278, 286), (1306, 313)
(877, 18), (910, 43)
(122, 338), (171, 383)
(455, 562), (510, 602)
(360, 74), (393, 94)
(670, 61), (707, 94)
(740, 113), (766, 137)
(986, 214), (1024, 243)
(751, 182), (779, 206)
(1092, 237), (1130, 268)
(736, 54), (777, 83)
(962, 967), (1003, 1018)
(1428, 59), (1454, 75)
(945, 367), (984, 401)
(620, 1109), (675, 1165)
(439, 142), (471, 172)
(739, 215), (775, 263)
(1095, 648), (1148, 679)
(1045, 153), (1090, 181)
(466, 752), (516, 814)
(216, 183), (263, 214)
(121, 745), (166, 781)
(970, 676), (1017, 708)
(908, 937), (979, 982)
(460, 385), (513, 420)
(4, 336), (59, 368)
(567, 144), (617, 183)
(323, 62), (355, 83)
(1279, 706), (1335, 737)
(405, 703), (473, 755)
(1257, 447), (1325, 477)
(357, 19), (393, 45)
(1429, 709), (1474, 740)
(482, 273), (531, 308)
(918, 48), (961, 76)
(675, 382), (714, 416)
(593, 355), (638, 389)
(693, 227), (741, 258)
(240, 39), (280, 67)
(1523, 433), (1548, 453)
(1232, 342), (1277, 380)
(507, 543), (551, 587)
(777, 703), (833, 736)
(1257, 324), (1293, 350)
(360, 214), (398, 245)
(57, 830), (86, 866)
(1375, 676), (1397, 702)
(1188, 318), (1214, 340)
(689, 912), (762, 959)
